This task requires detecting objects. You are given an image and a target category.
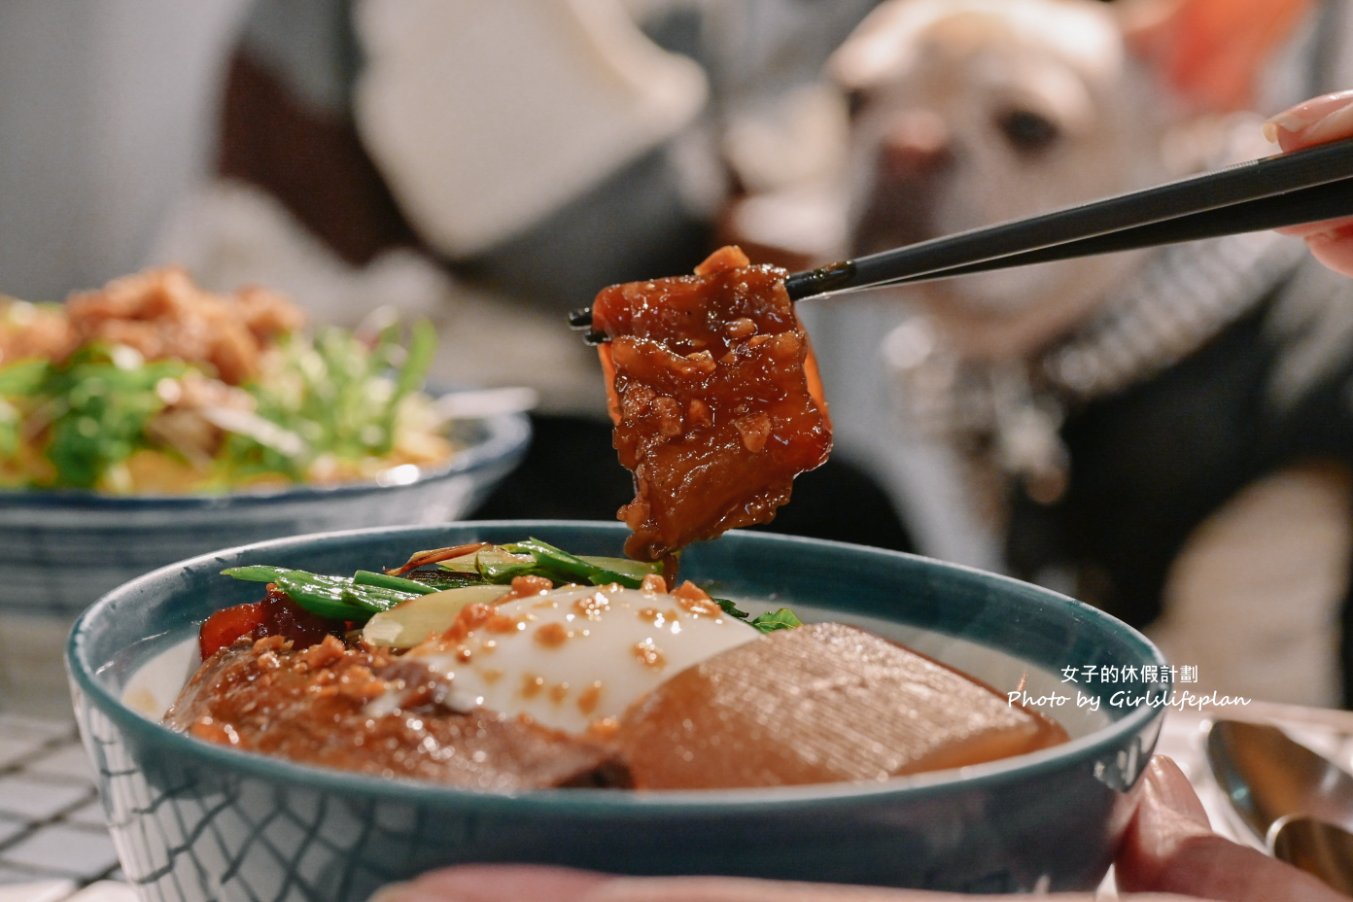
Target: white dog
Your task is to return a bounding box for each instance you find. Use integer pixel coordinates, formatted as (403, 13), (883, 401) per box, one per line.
(828, 0), (1351, 707)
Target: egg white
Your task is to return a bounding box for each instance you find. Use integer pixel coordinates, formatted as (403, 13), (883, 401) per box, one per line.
(406, 583), (762, 734)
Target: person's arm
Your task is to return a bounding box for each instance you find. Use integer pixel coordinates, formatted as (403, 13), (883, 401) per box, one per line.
(1265, 89), (1353, 277)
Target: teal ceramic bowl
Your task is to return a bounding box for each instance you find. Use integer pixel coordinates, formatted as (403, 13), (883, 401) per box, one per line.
(1, 404), (529, 618)
(68, 521), (1169, 900)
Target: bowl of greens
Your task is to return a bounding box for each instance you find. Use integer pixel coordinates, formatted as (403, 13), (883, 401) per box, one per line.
(0, 269), (530, 616)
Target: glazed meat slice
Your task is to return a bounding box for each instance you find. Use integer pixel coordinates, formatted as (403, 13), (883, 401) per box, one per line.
(615, 623), (1067, 789)
(591, 246), (832, 561)
(166, 635), (628, 791)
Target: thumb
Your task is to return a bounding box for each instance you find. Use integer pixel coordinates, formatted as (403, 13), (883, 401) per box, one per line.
(1264, 89), (1353, 151)
(1262, 90), (1353, 277)
(1116, 755), (1346, 900)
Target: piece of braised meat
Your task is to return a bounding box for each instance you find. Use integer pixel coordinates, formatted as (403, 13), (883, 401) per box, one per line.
(166, 635), (629, 791)
(591, 245), (832, 561)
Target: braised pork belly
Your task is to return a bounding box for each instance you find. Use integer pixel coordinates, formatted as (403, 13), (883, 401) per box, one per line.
(591, 246), (832, 562)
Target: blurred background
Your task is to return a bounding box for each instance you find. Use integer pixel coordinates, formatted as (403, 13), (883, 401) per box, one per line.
(7, 7), (1353, 894)
(0, 0), (919, 552)
(0, 0), (249, 300)
(4, 0), (1353, 706)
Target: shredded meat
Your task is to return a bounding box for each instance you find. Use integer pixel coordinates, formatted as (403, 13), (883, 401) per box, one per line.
(590, 246), (832, 561)
(62, 267), (304, 384)
(0, 302), (69, 367)
(1, 267), (303, 382)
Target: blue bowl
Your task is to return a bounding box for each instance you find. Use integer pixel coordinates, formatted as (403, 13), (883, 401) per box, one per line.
(67, 521), (1169, 900)
(0, 406), (529, 618)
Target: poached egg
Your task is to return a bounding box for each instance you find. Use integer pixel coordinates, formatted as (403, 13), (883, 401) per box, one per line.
(405, 583), (762, 734)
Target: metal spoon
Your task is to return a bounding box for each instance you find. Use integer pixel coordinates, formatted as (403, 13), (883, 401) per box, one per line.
(1269, 815), (1353, 895)
(1205, 719), (1353, 841)
(1207, 718), (1353, 893)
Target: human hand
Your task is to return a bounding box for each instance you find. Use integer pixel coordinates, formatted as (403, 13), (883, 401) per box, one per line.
(371, 756), (1344, 901)
(1116, 755), (1343, 901)
(1265, 89), (1353, 277)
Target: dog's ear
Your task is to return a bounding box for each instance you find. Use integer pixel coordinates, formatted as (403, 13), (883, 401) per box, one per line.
(1117, 0), (1313, 112)
(827, 0), (942, 94)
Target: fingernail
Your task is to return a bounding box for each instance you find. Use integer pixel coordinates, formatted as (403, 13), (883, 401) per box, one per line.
(1265, 89), (1353, 142)
(1145, 755), (1210, 829)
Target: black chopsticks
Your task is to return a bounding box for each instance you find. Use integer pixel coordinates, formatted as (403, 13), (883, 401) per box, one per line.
(785, 135), (1353, 299)
(570, 136), (1353, 343)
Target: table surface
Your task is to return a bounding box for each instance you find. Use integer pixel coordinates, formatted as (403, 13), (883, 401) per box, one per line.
(5, 608), (1353, 901)
(0, 711), (133, 902)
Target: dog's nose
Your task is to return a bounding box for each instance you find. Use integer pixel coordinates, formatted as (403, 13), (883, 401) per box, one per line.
(879, 110), (951, 176)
